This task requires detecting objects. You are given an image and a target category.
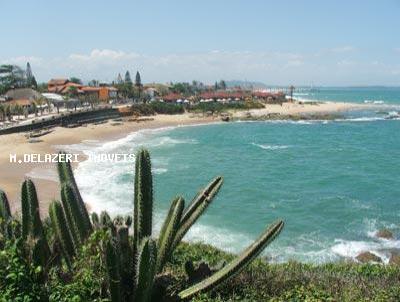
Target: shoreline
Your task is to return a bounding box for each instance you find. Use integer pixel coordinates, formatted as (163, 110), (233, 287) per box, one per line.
(0, 101), (379, 214)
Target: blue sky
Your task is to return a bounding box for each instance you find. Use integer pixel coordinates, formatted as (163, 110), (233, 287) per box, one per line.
(1, 0), (399, 85)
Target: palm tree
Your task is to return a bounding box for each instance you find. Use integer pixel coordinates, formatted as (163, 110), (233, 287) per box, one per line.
(31, 102), (38, 117)
(289, 85), (295, 101)
(0, 104), (5, 121)
(35, 97), (46, 115)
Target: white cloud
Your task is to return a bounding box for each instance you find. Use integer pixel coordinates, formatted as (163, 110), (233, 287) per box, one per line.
(69, 49), (140, 62)
(331, 46), (356, 53)
(337, 60), (356, 66)
(1, 48), (399, 85)
(2, 56), (43, 65)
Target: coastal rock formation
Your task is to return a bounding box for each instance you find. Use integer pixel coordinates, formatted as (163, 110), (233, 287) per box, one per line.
(389, 252), (400, 265)
(376, 229), (394, 240)
(356, 251), (382, 263)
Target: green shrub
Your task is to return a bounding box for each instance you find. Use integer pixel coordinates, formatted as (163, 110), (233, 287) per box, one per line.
(149, 101), (184, 114)
(189, 100), (264, 113)
(130, 102), (184, 116)
(0, 239), (47, 302)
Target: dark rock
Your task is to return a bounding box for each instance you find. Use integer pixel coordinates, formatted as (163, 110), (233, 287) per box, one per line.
(376, 229), (394, 240)
(389, 252), (400, 265)
(356, 251), (382, 263)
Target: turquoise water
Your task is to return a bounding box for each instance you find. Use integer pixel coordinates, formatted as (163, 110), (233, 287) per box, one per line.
(72, 115), (400, 263)
(294, 87), (400, 104)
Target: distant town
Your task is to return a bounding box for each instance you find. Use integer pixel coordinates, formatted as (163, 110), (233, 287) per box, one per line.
(0, 62), (290, 132)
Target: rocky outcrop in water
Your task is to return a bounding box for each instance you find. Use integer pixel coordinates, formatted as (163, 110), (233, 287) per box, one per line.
(356, 251), (382, 263)
(376, 229), (394, 240)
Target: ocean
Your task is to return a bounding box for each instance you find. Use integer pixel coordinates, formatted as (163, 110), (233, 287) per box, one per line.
(68, 87), (400, 264)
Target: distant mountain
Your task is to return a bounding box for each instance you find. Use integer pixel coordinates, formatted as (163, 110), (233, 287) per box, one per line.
(225, 80), (268, 89)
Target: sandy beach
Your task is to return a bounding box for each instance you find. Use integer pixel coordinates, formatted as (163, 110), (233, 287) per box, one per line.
(0, 101), (370, 214)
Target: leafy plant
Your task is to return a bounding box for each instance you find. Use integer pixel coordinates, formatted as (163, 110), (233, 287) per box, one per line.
(103, 148), (284, 301)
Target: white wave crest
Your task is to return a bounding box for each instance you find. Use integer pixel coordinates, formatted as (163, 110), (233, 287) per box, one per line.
(252, 143), (290, 150)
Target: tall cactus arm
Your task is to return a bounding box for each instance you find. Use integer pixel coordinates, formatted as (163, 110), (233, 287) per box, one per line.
(105, 240), (122, 302)
(49, 200), (75, 267)
(57, 151), (92, 234)
(21, 181), (31, 238)
(178, 220), (284, 300)
(56, 153), (68, 184)
(0, 189), (11, 221)
(61, 183), (89, 245)
(116, 226), (134, 300)
(135, 238), (157, 302)
(134, 149), (153, 249)
(172, 177), (223, 249)
(156, 196), (185, 273)
(25, 179), (45, 239)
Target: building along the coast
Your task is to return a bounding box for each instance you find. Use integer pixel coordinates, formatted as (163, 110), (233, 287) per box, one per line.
(2, 87), (43, 110)
(47, 78), (118, 101)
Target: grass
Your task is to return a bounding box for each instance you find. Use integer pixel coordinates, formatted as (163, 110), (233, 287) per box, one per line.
(169, 242), (400, 301)
(1, 231), (400, 301)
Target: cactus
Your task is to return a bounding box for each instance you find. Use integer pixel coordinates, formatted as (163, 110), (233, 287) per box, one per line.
(172, 176), (223, 250)
(105, 239), (122, 302)
(60, 183), (83, 247)
(117, 226), (134, 301)
(20, 179), (50, 261)
(124, 215), (132, 228)
(32, 237), (49, 269)
(91, 212), (100, 228)
(49, 200), (75, 267)
(57, 152), (92, 235)
(21, 180), (30, 238)
(178, 220), (284, 300)
(0, 189), (11, 221)
(100, 211), (112, 227)
(156, 196), (184, 273)
(134, 149), (153, 250)
(135, 238), (157, 302)
(25, 179), (45, 239)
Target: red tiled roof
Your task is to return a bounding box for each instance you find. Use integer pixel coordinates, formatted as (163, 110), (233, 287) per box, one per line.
(48, 78), (69, 85)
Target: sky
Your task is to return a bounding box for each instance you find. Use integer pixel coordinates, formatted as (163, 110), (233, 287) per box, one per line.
(1, 0), (399, 86)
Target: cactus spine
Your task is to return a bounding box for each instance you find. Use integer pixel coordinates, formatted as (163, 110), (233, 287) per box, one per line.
(156, 196), (184, 273)
(135, 238), (157, 302)
(172, 176), (223, 249)
(49, 200), (75, 267)
(178, 220), (284, 300)
(134, 149), (153, 250)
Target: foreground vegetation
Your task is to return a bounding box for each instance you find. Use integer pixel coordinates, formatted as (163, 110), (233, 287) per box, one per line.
(1, 236), (400, 301)
(0, 149), (283, 301)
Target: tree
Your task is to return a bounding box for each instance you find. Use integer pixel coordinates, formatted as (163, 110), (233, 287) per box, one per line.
(124, 71), (132, 84)
(88, 79), (99, 87)
(0, 104), (5, 121)
(35, 97), (46, 115)
(135, 71), (142, 87)
(219, 80), (226, 90)
(26, 62), (37, 88)
(289, 85), (295, 101)
(67, 86), (79, 98)
(69, 77), (82, 85)
(117, 73), (123, 84)
(0, 64), (26, 93)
